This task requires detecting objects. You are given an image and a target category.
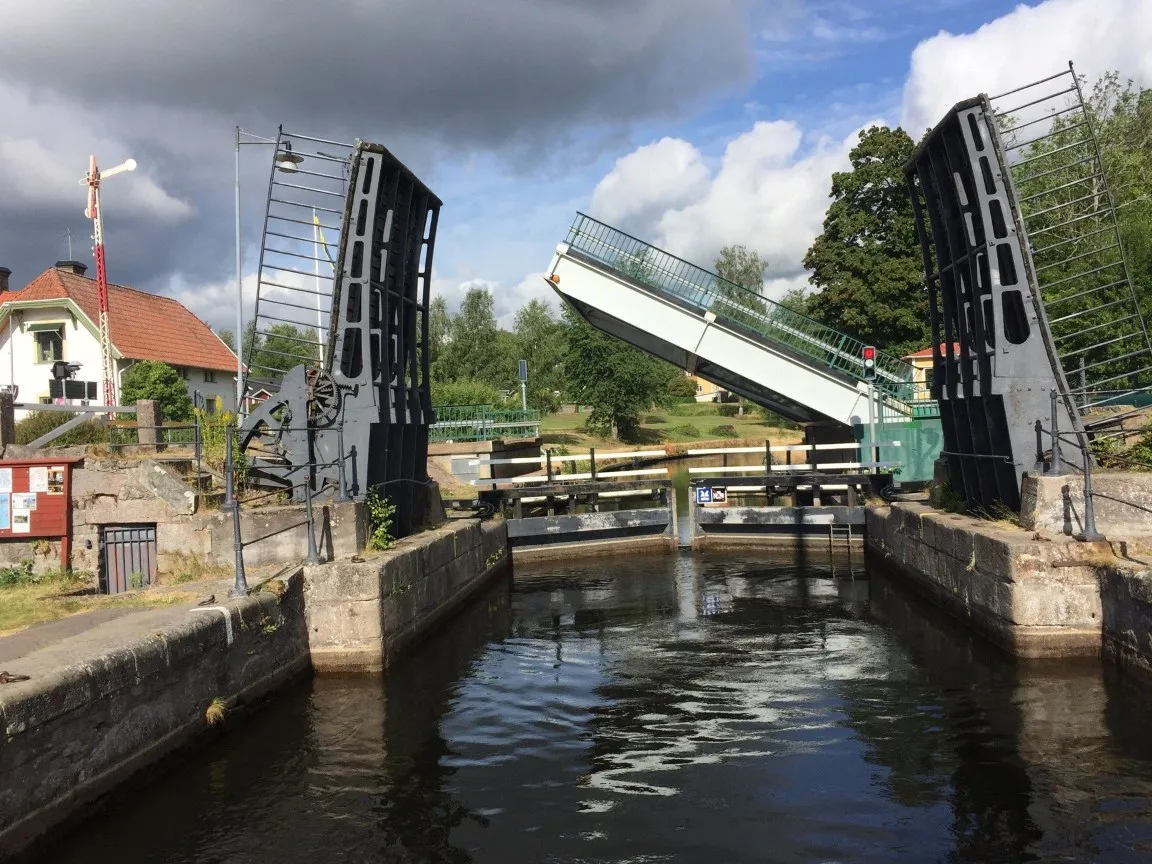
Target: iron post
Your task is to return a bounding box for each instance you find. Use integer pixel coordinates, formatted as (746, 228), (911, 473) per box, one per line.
(546, 449), (553, 482)
(227, 425), (248, 597)
(867, 381), (877, 471)
(1079, 454), (1104, 542)
(1049, 390), (1065, 475)
(303, 469), (320, 565)
(335, 423), (351, 503)
(589, 447), (596, 481)
(221, 423), (237, 511)
(1035, 418), (1044, 467)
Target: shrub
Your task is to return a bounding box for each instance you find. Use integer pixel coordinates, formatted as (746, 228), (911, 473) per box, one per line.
(666, 374), (698, 399)
(669, 423), (701, 438)
(120, 360), (194, 421)
(431, 379), (503, 408)
(365, 488), (397, 551)
(643, 414), (667, 424)
(716, 404), (739, 417)
(14, 411), (106, 447)
(709, 424), (738, 438)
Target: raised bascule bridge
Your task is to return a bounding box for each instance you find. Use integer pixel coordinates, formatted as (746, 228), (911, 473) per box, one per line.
(543, 62), (1152, 514)
(238, 130), (441, 537)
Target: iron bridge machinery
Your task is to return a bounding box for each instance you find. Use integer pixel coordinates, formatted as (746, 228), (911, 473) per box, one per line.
(239, 130), (442, 537)
(905, 63), (1152, 511)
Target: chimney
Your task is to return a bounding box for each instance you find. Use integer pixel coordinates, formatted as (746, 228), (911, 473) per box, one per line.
(55, 260), (88, 277)
(0, 267), (9, 293)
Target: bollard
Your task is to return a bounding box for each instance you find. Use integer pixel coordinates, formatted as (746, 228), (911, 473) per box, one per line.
(221, 424), (237, 510)
(1049, 390), (1065, 476)
(1034, 418), (1044, 467)
(335, 423), (351, 503)
(590, 447), (596, 482)
(303, 468), (321, 565)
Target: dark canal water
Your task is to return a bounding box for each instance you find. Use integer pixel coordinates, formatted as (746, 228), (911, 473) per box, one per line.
(49, 553), (1152, 863)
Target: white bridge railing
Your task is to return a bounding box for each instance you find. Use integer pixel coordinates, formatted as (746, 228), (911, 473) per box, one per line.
(462, 441), (903, 488)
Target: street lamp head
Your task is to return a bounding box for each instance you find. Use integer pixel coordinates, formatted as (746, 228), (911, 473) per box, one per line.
(275, 142), (304, 173)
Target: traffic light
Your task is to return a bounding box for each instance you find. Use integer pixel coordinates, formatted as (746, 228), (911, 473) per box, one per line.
(862, 345), (876, 381)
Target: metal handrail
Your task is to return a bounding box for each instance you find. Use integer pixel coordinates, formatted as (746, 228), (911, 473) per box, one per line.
(563, 213), (937, 414)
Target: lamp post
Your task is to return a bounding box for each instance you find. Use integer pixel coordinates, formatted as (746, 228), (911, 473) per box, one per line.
(233, 127), (303, 415)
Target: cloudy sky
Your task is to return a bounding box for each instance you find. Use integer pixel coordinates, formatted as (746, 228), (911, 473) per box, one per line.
(2, 0), (1150, 330)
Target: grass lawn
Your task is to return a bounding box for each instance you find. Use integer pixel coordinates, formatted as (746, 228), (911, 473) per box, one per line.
(0, 570), (201, 636)
(539, 403), (804, 451)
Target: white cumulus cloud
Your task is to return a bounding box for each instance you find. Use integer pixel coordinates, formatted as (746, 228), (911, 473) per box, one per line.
(901, 0), (1152, 134)
(587, 120), (870, 299)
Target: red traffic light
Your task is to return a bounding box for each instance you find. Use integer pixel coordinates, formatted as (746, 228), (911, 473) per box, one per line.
(862, 345), (876, 361)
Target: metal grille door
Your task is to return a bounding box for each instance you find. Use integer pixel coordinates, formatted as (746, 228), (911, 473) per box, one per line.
(102, 525), (157, 594)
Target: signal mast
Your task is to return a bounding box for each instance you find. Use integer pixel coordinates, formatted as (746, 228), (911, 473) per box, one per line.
(82, 155), (136, 408)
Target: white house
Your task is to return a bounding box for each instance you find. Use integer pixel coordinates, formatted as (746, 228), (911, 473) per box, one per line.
(0, 261), (239, 420)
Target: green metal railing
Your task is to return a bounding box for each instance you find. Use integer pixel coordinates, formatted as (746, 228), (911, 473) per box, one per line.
(564, 213), (939, 416)
(430, 404), (542, 443)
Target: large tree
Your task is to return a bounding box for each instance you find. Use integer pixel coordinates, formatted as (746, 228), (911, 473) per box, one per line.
(562, 304), (670, 440)
(438, 286), (502, 385)
(512, 298), (568, 411)
(713, 244), (769, 323)
(803, 126), (930, 357)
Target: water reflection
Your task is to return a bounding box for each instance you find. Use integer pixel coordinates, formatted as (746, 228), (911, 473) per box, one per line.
(45, 554), (1152, 864)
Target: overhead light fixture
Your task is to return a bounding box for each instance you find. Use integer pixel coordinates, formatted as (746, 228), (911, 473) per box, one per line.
(275, 142), (304, 173)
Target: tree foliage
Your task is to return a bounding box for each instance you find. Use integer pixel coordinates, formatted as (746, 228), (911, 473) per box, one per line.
(562, 303), (671, 440)
(512, 299), (566, 411)
(803, 125), (931, 357)
(120, 360), (194, 421)
(436, 286), (501, 385)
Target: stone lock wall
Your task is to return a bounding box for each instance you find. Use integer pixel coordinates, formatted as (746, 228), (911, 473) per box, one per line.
(0, 571), (310, 858)
(866, 502), (1104, 658)
(0, 457), (364, 578)
(304, 518), (510, 673)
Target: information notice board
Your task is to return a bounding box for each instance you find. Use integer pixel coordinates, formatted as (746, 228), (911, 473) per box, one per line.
(0, 458), (79, 569)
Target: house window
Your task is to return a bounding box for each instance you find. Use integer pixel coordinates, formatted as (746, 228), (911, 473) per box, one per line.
(175, 366), (189, 380)
(203, 369), (216, 383)
(39, 397), (52, 405)
(34, 327), (64, 363)
(205, 399), (216, 415)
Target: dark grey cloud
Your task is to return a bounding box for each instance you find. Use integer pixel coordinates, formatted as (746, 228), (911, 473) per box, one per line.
(0, 0), (773, 325)
(1, 0), (757, 147)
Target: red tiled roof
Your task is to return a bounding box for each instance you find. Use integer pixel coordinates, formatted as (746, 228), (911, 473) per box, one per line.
(0, 267), (238, 372)
(903, 342), (960, 360)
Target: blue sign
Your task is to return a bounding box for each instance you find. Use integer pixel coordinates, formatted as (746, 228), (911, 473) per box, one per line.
(695, 487), (712, 505)
(518, 359), (528, 382)
(0, 494), (9, 531)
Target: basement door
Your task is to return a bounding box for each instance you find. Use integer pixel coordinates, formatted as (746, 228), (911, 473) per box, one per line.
(101, 524), (157, 594)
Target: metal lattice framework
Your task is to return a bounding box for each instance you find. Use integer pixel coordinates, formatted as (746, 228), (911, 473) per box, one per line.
(240, 130), (441, 536)
(987, 65), (1152, 426)
(905, 62), (1151, 510)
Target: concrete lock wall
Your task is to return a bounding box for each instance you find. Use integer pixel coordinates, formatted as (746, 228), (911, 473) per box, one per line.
(304, 518), (510, 673)
(865, 502), (1103, 658)
(1020, 472), (1152, 538)
(0, 571), (311, 858)
(1100, 567), (1152, 680)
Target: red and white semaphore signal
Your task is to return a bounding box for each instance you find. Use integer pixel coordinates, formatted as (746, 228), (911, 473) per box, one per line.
(82, 155), (136, 409)
(862, 345), (877, 381)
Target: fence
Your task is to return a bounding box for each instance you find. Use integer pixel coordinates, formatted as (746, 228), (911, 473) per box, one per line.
(464, 441), (903, 489)
(429, 404), (541, 443)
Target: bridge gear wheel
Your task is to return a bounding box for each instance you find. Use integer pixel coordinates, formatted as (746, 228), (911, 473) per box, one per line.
(306, 368), (341, 428)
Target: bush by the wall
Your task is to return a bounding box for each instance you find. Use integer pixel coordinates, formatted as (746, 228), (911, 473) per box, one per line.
(709, 424), (738, 438)
(14, 412), (106, 447)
